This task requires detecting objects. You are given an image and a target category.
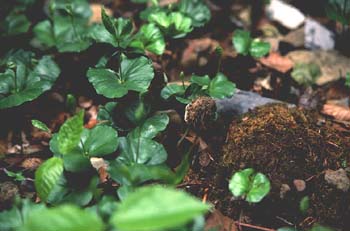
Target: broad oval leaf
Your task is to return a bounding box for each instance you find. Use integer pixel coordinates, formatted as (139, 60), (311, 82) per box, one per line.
(232, 29), (251, 56)
(229, 168), (254, 197)
(110, 185), (211, 231)
(57, 110), (84, 155)
(20, 205), (104, 231)
(161, 84), (186, 100)
(246, 172), (271, 203)
(102, 7), (116, 36)
(0, 51), (60, 109)
(34, 157), (64, 202)
(81, 125), (119, 157)
(208, 73), (236, 99)
(118, 136), (167, 165)
(87, 55), (154, 98)
(249, 40), (271, 58)
(129, 114), (169, 139)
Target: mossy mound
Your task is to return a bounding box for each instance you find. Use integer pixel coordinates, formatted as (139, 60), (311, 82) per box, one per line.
(211, 104), (350, 230)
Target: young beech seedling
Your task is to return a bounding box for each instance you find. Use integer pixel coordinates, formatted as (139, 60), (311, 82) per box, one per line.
(33, 0), (94, 52)
(0, 49), (60, 109)
(229, 168), (271, 203)
(232, 29), (271, 58)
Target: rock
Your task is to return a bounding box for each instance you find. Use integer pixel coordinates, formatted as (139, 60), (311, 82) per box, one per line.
(282, 27), (305, 47)
(287, 50), (350, 85)
(266, 0), (305, 29)
(0, 181), (19, 203)
(293, 179), (306, 192)
(325, 169), (350, 192)
(304, 18), (335, 50)
(280, 184), (291, 199)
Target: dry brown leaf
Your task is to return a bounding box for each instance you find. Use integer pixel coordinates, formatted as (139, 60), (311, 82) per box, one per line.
(259, 52), (294, 73)
(322, 104), (350, 121)
(89, 4), (112, 24)
(205, 210), (237, 231)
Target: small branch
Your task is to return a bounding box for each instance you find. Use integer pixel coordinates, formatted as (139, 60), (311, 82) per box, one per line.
(234, 221), (276, 231)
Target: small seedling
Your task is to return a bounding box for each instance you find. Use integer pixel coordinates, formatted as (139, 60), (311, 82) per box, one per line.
(345, 72), (350, 88)
(229, 168), (271, 203)
(4, 169), (26, 182)
(232, 29), (271, 58)
(32, 120), (50, 133)
(161, 73), (236, 104)
(299, 196), (310, 214)
(0, 50), (60, 109)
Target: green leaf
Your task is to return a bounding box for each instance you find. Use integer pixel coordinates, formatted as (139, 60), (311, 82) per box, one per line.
(0, 199), (45, 231)
(108, 161), (177, 186)
(229, 168), (254, 197)
(131, 23), (166, 55)
(118, 136), (167, 165)
(310, 224), (336, 231)
(232, 29), (252, 55)
(102, 7), (116, 36)
(80, 125), (119, 157)
(2, 11), (30, 36)
(229, 168), (271, 203)
(190, 75), (211, 86)
(0, 51), (60, 109)
(34, 157), (64, 202)
(249, 40), (271, 58)
(299, 196), (310, 214)
(57, 110), (84, 155)
(97, 102), (118, 128)
(31, 120), (50, 132)
(4, 169), (26, 181)
(129, 114), (169, 139)
(345, 72), (350, 88)
(110, 185), (211, 231)
(208, 73), (236, 99)
(33, 1), (93, 52)
(20, 205), (104, 231)
(87, 55), (154, 99)
(277, 228), (299, 231)
(148, 11), (193, 38)
(326, 0), (350, 25)
(177, 0), (211, 27)
(32, 20), (56, 49)
(161, 84), (186, 100)
(246, 172), (271, 203)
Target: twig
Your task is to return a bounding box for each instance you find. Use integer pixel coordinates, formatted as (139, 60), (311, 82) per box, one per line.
(234, 222), (276, 231)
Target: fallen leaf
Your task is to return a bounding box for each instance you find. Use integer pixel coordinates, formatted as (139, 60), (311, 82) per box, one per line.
(259, 52), (293, 73)
(205, 210), (237, 231)
(89, 4), (112, 24)
(322, 104), (350, 121)
(182, 38), (219, 68)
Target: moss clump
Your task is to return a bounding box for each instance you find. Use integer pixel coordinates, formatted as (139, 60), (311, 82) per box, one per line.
(218, 104), (350, 229)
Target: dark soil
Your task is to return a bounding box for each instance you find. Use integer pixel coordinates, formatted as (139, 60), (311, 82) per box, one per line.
(189, 104), (350, 230)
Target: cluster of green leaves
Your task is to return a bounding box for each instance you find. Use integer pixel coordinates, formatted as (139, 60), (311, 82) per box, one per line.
(0, 0), (36, 36)
(0, 49), (60, 109)
(161, 73), (236, 104)
(33, 0), (93, 52)
(232, 29), (271, 58)
(326, 0), (350, 27)
(0, 186), (210, 231)
(139, 0), (211, 39)
(33, 111), (118, 204)
(228, 168), (271, 203)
